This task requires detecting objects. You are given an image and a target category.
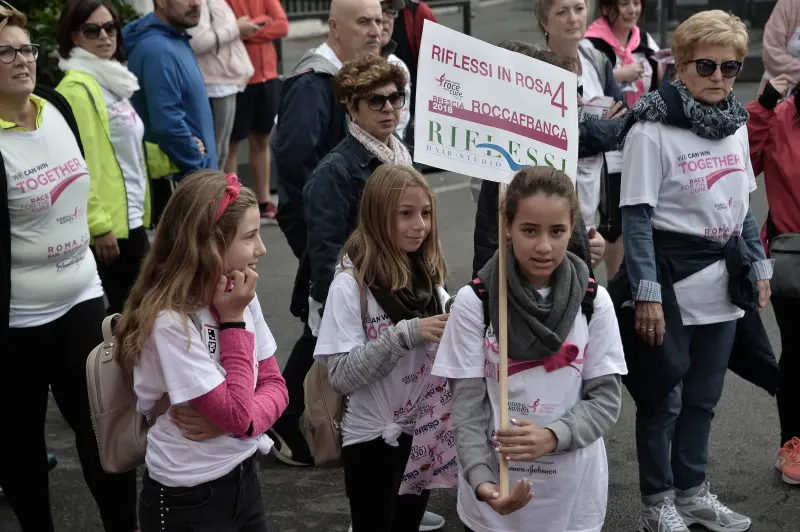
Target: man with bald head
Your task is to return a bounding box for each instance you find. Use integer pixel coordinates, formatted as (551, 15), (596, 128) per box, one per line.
(267, 0), (385, 468)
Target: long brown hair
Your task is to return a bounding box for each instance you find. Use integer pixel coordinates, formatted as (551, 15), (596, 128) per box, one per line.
(115, 171), (257, 373)
(340, 165), (447, 291)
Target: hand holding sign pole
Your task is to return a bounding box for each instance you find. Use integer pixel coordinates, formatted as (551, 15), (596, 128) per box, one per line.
(413, 20), (579, 497)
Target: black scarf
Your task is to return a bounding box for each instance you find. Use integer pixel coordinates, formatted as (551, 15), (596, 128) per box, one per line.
(478, 250), (589, 361)
(617, 79), (749, 147)
(371, 252), (442, 324)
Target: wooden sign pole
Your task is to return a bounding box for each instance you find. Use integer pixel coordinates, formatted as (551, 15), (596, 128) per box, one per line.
(497, 183), (510, 497)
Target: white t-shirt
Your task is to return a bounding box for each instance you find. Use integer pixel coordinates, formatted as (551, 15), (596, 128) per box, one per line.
(387, 53), (412, 140)
(3, 102), (104, 328)
(134, 295), (277, 487)
(100, 87), (147, 230)
(432, 284), (627, 532)
(577, 53), (607, 228)
(620, 122), (757, 325)
(313, 272), (448, 447)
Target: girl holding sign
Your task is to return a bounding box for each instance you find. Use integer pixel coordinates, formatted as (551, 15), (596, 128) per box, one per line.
(433, 166), (628, 532)
(313, 165), (451, 532)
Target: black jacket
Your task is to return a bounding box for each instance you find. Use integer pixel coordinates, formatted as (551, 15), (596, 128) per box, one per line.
(271, 51), (348, 260)
(608, 230), (780, 415)
(472, 179), (594, 279)
(1, 85), (85, 340)
(303, 134), (382, 303)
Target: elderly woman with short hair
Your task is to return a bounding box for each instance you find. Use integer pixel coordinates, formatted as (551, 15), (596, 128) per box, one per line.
(614, 10), (773, 532)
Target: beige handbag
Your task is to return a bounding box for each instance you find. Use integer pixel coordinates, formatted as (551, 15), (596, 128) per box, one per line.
(86, 313), (199, 473)
(303, 270), (367, 468)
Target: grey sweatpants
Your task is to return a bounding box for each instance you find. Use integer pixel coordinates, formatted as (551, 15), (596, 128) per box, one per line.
(209, 94), (237, 169)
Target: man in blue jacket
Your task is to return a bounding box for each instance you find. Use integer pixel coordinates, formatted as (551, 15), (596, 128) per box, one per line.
(123, 0), (217, 194)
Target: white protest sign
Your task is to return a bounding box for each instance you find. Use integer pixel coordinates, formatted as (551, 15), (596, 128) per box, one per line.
(413, 21), (579, 184)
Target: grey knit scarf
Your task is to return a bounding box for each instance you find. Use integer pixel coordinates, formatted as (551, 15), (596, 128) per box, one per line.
(478, 249), (589, 361)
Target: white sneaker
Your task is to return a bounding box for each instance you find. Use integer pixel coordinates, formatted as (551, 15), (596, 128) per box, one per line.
(640, 499), (690, 532)
(675, 483), (751, 532)
(419, 511), (445, 531)
(347, 511), (445, 532)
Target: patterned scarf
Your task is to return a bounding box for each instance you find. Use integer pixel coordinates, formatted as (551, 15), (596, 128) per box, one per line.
(617, 79), (749, 148)
(348, 120), (413, 167)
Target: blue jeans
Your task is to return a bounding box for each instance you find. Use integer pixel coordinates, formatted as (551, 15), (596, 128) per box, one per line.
(636, 320), (737, 501)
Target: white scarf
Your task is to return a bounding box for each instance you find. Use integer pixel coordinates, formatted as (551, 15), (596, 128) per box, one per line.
(348, 120), (414, 167)
(59, 47), (140, 99)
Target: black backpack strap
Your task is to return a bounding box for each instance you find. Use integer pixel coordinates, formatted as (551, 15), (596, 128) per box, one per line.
(582, 278), (598, 324)
(468, 277), (491, 333)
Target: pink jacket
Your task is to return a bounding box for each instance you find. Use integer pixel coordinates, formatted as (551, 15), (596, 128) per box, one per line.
(763, 0), (800, 81)
(188, 0), (255, 87)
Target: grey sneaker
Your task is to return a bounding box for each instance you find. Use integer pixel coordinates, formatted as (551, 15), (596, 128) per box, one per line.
(675, 484), (751, 532)
(640, 499), (690, 532)
(419, 511), (445, 531)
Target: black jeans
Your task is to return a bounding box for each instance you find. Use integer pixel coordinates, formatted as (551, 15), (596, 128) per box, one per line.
(274, 324), (317, 431)
(139, 454), (268, 532)
(342, 433), (430, 532)
(93, 225), (150, 314)
(772, 296), (800, 444)
(0, 297), (137, 531)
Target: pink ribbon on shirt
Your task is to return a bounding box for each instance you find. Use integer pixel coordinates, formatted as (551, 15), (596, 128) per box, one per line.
(214, 173), (241, 222)
(507, 343), (580, 377)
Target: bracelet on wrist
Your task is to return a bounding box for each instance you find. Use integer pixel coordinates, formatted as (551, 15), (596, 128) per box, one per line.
(220, 321), (246, 330)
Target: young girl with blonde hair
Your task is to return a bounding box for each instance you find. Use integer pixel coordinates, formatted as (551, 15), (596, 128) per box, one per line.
(115, 170), (288, 532)
(314, 164), (451, 532)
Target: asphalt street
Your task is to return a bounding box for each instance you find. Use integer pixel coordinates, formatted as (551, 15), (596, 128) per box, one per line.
(2, 1), (797, 531)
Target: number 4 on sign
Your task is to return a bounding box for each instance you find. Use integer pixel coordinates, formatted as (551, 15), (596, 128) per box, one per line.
(551, 81), (568, 118)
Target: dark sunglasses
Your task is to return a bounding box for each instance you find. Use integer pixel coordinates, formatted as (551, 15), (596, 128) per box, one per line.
(577, 84), (584, 97)
(365, 91), (405, 111)
(689, 59), (742, 79)
(81, 21), (117, 40)
(0, 44), (38, 64)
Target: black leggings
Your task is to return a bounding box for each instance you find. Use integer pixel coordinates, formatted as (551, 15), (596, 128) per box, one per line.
(93, 225), (150, 314)
(0, 297), (138, 531)
(772, 296), (800, 444)
(342, 433), (430, 532)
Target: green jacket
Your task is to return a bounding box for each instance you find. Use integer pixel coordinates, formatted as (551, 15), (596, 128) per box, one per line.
(56, 70), (154, 240)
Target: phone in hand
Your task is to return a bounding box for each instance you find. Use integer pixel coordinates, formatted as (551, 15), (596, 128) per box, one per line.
(251, 15), (270, 26)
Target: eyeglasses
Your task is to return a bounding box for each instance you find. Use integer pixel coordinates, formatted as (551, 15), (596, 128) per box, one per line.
(689, 59), (742, 79)
(0, 44), (38, 64)
(365, 91), (405, 111)
(383, 9), (399, 18)
(81, 21), (117, 40)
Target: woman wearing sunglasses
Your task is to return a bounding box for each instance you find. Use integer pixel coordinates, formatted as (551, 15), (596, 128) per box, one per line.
(300, 53), (411, 344)
(54, 0), (151, 315)
(614, 10), (773, 532)
(0, 4), (137, 531)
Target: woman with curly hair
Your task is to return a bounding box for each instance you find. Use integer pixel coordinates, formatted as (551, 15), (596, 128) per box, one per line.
(297, 53), (411, 349)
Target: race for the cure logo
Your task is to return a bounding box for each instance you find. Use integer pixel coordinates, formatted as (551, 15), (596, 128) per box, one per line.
(436, 74), (463, 99)
(677, 151), (745, 194)
(12, 158), (87, 198)
(715, 197), (745, 211)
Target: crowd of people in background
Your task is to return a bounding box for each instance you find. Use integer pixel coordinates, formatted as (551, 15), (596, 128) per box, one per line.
(0, 0), (798, 531)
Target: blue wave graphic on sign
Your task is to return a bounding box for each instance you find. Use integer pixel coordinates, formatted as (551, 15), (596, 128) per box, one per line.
(475, 143), (531, 172)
